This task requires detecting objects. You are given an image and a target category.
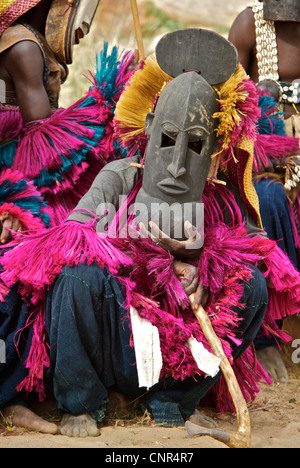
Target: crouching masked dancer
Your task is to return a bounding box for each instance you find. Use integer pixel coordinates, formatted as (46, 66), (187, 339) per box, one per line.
(0, 0), (137, 433)
(1, 29), (300, 438)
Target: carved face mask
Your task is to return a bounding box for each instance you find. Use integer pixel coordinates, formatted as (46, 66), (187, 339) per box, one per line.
(46, 0), (100, 64)
(130, 28), (239, 240)
(134, 72), (219, 240)
(263, 0), (300, 21)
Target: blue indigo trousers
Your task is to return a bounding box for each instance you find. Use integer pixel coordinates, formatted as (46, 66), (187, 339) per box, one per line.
(44, 263), (268, 426)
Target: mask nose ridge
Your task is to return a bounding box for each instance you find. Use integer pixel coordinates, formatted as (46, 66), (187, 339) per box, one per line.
(167, 132), (188, 178)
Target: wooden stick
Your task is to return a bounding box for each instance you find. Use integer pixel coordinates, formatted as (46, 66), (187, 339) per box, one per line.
(186, 297), (252, 448)
(130, 162), (144, 169)
(130, 0), (145, 60)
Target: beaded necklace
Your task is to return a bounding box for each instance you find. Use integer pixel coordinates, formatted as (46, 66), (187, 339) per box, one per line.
(247, 1), (279, 81)
(248, 1), (300, 107)
(248, 2), (300, 193)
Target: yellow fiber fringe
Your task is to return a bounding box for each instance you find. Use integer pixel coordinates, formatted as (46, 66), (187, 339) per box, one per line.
(213, 64), (249, 149)
(115, 55), (172, 143)
(240, 137), (262, 228)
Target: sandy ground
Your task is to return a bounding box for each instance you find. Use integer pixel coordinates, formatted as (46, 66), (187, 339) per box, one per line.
(0, 377), (299, 449)
(1, 338), (299, 449)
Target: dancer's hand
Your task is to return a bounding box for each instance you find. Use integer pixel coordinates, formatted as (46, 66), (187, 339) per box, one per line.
(0, 215), (25, 244)
(138, 220), (203, 260)
(173, 260), (209, 310)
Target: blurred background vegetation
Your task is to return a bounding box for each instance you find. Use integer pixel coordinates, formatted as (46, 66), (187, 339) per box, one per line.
(59, 0), (248, 107)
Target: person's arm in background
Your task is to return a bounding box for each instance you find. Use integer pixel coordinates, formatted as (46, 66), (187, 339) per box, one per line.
(4, 40), (51, 123)
(228, 8), (257, 76)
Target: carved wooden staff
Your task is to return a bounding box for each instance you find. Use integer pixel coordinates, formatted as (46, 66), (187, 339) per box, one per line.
(130, 0), (145, 59)
(186, 296), (252, 449)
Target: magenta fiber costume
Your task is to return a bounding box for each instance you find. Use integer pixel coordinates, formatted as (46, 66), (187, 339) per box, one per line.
(1, 30), (300, 425)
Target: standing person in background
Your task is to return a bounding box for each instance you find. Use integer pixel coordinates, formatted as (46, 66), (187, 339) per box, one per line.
(228, 0), (300, 383)
(0, 0), (104, 225)
(228, 0), (300, 122)
(0, 0), (102, 434)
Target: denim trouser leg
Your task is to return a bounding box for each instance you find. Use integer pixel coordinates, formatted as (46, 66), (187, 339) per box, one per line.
(45, 263), (268, 427)
(146, 265), (268, 425)
(44, 263), (141, 423)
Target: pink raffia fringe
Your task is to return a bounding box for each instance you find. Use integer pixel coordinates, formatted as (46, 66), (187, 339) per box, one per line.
(1, 197), (300, 408)
(0, 217), (132, 305)
(0, 213), (134, 398)
(1, 177), (300, 408)
(0, 49), (137, 226)
(201, 346), (272, 413)
(0, 203), (45, 232)
(119, 220), (300, 412)
(0, 105), (24, 143)
(0, 169), (50, 228)
(15, 305), (50, 400)
(253, 133), (299, 174)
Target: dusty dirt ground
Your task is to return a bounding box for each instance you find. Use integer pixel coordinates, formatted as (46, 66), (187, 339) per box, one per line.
(1, 336), (299, 449)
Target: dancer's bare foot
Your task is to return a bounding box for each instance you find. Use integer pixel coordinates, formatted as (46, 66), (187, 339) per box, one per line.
(257, 346), (288, 383)
(187, 408), (217, 429)
(1, 405), (58, 434)
(59, 413), (101, 438)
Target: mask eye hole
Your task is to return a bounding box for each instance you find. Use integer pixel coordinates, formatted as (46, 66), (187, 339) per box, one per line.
(188, 140), (203, 154)
(161, 133), (175, 148)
